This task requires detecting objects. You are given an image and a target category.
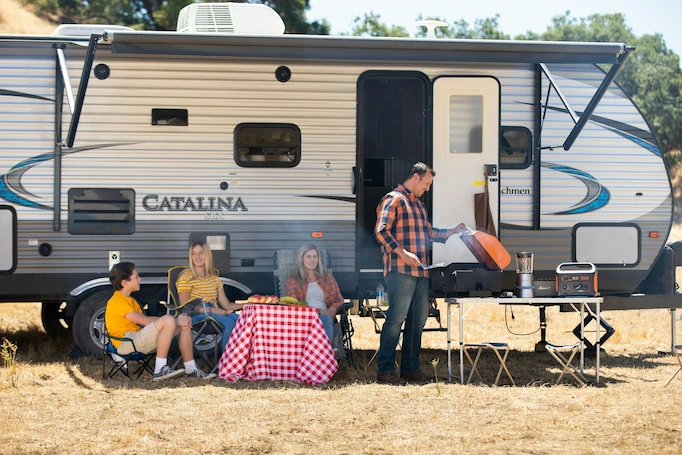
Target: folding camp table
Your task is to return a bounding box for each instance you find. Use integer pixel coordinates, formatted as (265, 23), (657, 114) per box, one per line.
(445, 296), (604, 384)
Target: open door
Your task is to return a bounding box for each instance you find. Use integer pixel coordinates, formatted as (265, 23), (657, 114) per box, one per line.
(432, 76), (500, 265)
(355, 71), (430, 295)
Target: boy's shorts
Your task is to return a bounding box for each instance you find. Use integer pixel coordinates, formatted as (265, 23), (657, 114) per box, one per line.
(117, 322), (159, 355)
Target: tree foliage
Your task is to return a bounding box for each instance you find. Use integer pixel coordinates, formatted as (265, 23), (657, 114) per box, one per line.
(22, 0), (329, 33)
(346, 12), (408, 37)
(413, 14), (509, 40)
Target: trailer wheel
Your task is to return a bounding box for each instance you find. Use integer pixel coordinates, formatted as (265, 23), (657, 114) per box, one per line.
(72, 290), (111, 359)
(41, 302), (72, 340)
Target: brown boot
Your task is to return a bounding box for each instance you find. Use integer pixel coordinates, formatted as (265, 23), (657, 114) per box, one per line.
(400, 370), (433, 383)
(377, 373), (407, 385)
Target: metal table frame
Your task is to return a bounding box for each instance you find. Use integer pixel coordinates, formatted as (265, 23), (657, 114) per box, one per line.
(446, 297), (604, 384)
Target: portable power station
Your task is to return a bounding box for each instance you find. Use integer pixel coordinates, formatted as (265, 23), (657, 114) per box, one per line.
(556, 262), (598, 297)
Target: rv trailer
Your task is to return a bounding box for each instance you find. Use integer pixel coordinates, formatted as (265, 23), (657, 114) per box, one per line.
(0, 3), (680, 357)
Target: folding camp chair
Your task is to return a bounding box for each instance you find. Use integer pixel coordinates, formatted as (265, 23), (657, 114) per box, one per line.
(102, 329), (155, 380)
(273, 249), (355, 367)
(665, 344), (682, 387)
(546, 342), (588, 387)
(463, 342), (515, 386)
(164, 266), (225, 373)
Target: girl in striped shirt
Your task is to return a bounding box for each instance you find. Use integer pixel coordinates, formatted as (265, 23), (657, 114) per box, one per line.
(176, 240), (244, 351)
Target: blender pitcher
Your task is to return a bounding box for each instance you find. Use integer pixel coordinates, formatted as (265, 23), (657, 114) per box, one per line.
(515, 252), (535, 298)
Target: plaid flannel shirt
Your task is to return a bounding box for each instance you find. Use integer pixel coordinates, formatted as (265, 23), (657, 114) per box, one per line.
(285, 274), (344, 312)
(375, 184), (450, 278)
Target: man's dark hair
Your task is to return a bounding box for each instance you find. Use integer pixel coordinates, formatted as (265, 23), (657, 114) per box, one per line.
(110, 262), (136, 291)
(407, 162), (436, 180)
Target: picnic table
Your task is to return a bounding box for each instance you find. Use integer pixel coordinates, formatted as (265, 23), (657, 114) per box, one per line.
(217, 303), (338, 385)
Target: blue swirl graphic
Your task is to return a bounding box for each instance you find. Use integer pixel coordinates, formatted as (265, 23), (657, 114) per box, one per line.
(542, 162), (611, 215)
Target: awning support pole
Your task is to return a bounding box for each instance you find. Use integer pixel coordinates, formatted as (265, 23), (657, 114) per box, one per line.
(55, 47), (74, 113)
(563, 46), (634, 151)
(66, 33), (101, 148)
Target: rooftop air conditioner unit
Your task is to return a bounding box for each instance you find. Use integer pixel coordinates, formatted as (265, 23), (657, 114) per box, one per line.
(177, 2), (285, 35)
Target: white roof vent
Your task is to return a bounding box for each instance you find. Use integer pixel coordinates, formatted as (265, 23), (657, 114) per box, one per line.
(53, 24), (134, 37)
(177, 2), (285, 34)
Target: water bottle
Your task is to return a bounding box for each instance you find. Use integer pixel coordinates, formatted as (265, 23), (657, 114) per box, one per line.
(376, 283), (384, 306)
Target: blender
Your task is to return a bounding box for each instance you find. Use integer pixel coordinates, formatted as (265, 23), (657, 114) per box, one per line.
(515, 252), (535, 298)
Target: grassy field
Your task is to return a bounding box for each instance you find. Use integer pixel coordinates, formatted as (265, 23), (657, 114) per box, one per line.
(1, 301), (682, 454)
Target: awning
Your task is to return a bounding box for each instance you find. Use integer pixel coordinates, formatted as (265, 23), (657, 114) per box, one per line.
(105, 31), (626, 65)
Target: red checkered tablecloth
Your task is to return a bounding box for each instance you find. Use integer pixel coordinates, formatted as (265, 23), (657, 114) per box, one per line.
(217, 304), (338, 385)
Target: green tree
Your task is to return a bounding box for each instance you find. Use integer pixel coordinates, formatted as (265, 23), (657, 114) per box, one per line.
(23, 0), (329, 33)
(347, 12), (409, 37)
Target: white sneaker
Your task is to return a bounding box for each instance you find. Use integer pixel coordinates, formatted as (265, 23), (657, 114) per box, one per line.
(152, 365), (185, 381)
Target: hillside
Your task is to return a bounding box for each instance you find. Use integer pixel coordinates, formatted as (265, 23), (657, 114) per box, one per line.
(0, 0), (54, 34)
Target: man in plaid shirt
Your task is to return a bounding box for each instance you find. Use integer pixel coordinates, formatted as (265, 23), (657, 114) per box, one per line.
(374, 162), (466, 385)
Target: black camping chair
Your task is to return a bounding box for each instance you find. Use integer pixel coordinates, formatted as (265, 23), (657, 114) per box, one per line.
(102, 328), (155, 380)
(273, 249), (355, 367)
(163, 266), (225, 373)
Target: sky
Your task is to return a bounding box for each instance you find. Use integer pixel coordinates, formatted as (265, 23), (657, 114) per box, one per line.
(307, 0), (682, 58)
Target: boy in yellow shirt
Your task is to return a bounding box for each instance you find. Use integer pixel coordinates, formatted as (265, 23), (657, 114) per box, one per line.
(105, 262), (215, 380)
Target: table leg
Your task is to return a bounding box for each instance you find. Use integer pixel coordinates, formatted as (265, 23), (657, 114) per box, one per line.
(447, 302), (452, 383)
(596, 300), (600, 384)
(580, 302), (585, 377)
(459, 301), (464, 385)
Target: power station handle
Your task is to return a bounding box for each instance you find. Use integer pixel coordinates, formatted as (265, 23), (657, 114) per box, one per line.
(556, 262), (596, 273)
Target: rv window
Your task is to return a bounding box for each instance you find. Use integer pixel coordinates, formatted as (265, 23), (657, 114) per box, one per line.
(151, 109), (188, 126)
(448, 95), (483, 153)
(234, 123), (301, 167)
(68, 188), (135, 235)
(499, 126), (532, 169)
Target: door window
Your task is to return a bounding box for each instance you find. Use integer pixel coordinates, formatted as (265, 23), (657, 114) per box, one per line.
(449, 95), (483, 154)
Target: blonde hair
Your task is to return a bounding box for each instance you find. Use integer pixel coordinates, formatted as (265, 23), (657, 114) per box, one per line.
(294, 244), (326, 286)
(188, 240), (217, 279)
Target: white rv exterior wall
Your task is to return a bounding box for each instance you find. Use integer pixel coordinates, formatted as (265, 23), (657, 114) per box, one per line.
(0, 42), (669, 282)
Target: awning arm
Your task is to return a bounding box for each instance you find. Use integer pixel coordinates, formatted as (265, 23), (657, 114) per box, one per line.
(55, 45), (75, 113)
(66, 34), (101, 148)
(563, 46), (634, 150)
(540, 63), (579, 124)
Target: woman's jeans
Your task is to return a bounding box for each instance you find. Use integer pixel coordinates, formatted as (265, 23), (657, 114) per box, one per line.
(191, 312), (239, 351)
(377, 271), (430, 375)
(319, 313), (334, 344)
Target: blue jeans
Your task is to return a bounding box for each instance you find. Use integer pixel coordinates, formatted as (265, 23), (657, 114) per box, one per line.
(377, 271), (430, 375)
(319, 313), (334, 344)
(191, 312), (239, 351)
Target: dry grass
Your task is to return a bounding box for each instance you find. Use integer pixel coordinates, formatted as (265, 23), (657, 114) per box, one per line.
(1, 302), (682, 454)
(0, 0), (55, 35)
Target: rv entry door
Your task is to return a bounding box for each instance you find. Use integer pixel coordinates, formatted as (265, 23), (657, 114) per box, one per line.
(432, 76), (500, 265)
(356, 71), (430, 295)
